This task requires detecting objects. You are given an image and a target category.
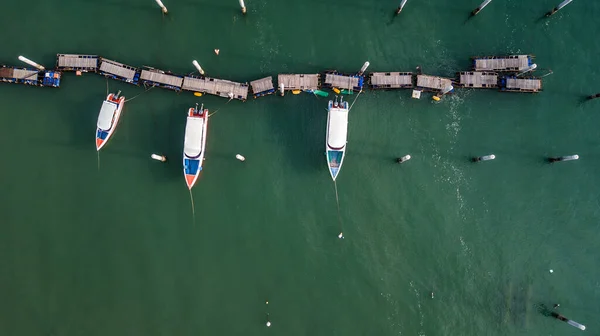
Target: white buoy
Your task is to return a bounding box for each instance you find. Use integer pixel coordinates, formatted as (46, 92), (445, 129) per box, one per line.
(517, 64), (537, 76)
(473, 154), (495, 162)
(358, 61), (370, 75)
(239, 0), (247, 14)
(338, 232), (343, 239)
(431, 292), (434, 299)
(549, 269), (554, 273)
(266, 321), (271, 327)
(155, 0), (168, 13)
(192, 60), (205, 75)
(471, 0), (492, 16)
(214, 49), (220, 55)
(549, 155), (579, 163)
(396, 0), (408, 14)
(441, 85), (454, 95)
(236, 154), (246, 161)
(18, 56), (44, 70)
(396, 155), (411, 163)
(151, 154), (167, 162)
(546, 0), (573, 16)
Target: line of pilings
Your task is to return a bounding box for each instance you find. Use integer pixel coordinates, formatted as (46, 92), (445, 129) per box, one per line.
(393, 154), (581, 165)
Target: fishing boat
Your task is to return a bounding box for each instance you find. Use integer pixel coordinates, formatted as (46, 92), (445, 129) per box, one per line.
(183, 103), (208, 189)
(325, 97), (349, 181)
(96, 91), (125, 151)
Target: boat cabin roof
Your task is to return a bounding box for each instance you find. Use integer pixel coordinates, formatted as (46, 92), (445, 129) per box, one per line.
(327, 108), (348, 149)
(184, 116), (205, 158)
(97, 100), (117, 130)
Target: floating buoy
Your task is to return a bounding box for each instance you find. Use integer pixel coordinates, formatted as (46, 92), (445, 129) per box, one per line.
(192, 60), (204, 75)
(214, 49), (220, 55)
(338, 232), (343, 239)
(332, 87), (341, 94)
(292, 90), (301, 95)
(193, 92), (203, 97)
(396, 155), (411, 163)
(266, 321), (271, 327)
(472, 154), (495, 162)
(151, 154), (167, 162)
(432, 96), (441, 101)
(18, 55), (44, 70)
(236, 154), (246, 161)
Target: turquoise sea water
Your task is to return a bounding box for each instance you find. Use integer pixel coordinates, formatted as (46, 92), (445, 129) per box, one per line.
(1, 0), (599, 335)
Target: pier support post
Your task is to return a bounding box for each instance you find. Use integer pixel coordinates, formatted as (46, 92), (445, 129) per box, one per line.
(395, 0), (408, 15)
(471, 0), (492, 16)
(587, 93), (600, 100)
(551, 312), (585, 330)
(239, 0), (247, 14)
(155, 0), (168, 14)
(548, 155), (579, 163)
(545, 0), (573, 17)
(472, 154), (495, 162)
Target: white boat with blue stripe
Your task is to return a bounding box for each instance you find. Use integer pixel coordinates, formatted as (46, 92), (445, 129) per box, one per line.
(183, 103), (208, 189)
(325, 97), (349, 181)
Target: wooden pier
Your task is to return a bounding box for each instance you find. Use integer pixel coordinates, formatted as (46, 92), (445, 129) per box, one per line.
(0, 66), (61, 87)
(140, 68), (183, 91)
(369, 72), (413, 89)
(457, 71), (498, 88)
(97, 58), (140, 84)
(250, 76), (275, 98)
(182, 76), (249, 101)
(277, 74), (320, 91)
(56, 54), (98, 72)
(473, 55), (533, 72)
(323, 71), (364, 91)
(500, 76), (542, 93)
(416, 75), (453, 91)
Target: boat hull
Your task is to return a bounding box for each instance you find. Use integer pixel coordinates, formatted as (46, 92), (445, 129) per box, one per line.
(325, 100), (349, 181)
(96, 93), (125, 151)
(183, 107), (208, 189)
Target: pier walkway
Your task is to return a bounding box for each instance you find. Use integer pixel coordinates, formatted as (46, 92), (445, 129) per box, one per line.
(250, 76), (275, 98)
(98, 58), (140, 84)
(473, 55), (533, 72)
(323, 71), (364, 92)
(457, 71), (498, 88)
(0, 66), (61, 87)
(56, 54), (98, 72)
(370, 72), (413, 89)
(140, 68), (183, 91)
(500, 76), (542, 93)
(277, 74), (320, 91)
(182, 76), (249, 101)
(416, 75), (453, 91)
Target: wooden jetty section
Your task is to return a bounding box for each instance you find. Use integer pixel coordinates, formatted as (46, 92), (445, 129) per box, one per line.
(322, 71), (364, 92)
(416, 75), (453, 91)
(473, 55), (533, 72)
(56, 54), (98, 72)
(97, 58), (140, 84)
(369, 72), (413, 89)
(0, 66), (61, 87)
(140, 68), (183, 91)
(457, 71), (498, 88)
(500, 76), (542, 93)
(277, 74), (320, 91)
(250, 76), (275, 98)
(182, 76), (249, 101)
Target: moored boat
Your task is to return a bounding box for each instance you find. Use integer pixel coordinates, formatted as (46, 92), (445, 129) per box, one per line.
(325, 97), (349, 181)
(96, 91), (125, 151)
(183, 103), (208, 189)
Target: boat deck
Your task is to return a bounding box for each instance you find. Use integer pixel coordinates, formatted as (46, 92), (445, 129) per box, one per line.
(277, 74), (320, 91)
(250, 76), (275, 98)
(457, 71), (498, 88)
(140, 69), (183, 91)
(416, 75), (453, 91)
(323, 71), (364, 91)
(500, 77), (542, 93)
(370, 72), (413, 89)
(473, 55), (531, 72)
(56, 54), (98, 72)
(182, 76), (249, 101)
(98, 58), (140, 84)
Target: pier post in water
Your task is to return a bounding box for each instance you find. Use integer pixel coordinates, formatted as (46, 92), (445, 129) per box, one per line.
(471, 0), (492, 16)
(192, 60), (205, 75)
(396, 155), (411, 164)
(358, 61), (370, 76)
(395, 0), (408, 15)
(587, 93), (600, 100)
(472, 154), (495, 162)
(239, 0), (247, 14)
(18, 56), (45, 70)
(551, 312), (585, 330)
(155, 0), (168, 14)
(545, 0), (573, 17)
(548, 154), (579, 163)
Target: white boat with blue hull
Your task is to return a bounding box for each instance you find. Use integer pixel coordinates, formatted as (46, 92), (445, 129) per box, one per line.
(325, 97), (349, 181)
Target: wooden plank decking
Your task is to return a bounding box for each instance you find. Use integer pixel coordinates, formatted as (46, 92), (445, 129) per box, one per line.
(140, 69), (183, 89)
(56, 54), (98, 71)
(324, 73), (360, 90)
(505, 78), (542, 92)
(182, 76), (249, 100)
(370, 72), (413, 88)
(277, 74), (319, 90)
(474, 55), (530, 71)
(13, 69), (39, 79)
(458, 71), (498, 88)
(416, 75), (453, 91)
(98, 58), (138, 81)
(250, 76), (274, 96)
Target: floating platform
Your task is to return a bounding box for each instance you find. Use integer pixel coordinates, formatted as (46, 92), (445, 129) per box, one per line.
(140, 68), (183, 91)
(416, 75), (453, 91)
(56, 54), (98, 72)
(0, 66), (61, 87)
(457, 71), (498, 88)
(473, 55), (534, 72)
(250, 76), (275, 98)
(182, 76), (249, 101)
(97, 58), (140, 85)
(369, 72), (413, 89)
(277, 74), (320, 91)
(499, 76), (542, 93)
(322, 71), (364, 92)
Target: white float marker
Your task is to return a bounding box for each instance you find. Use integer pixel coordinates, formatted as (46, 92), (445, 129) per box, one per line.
(395, 0), (408, 15)
(236, 154), (246, 161)
(472, 154), (495, 162)
(151, 154), (167, 162)
(548, 155), (578, 163)
(396, 155), (411, 164)
(239, 0), (247, 14)
(18, 56), (44, 70)
(471, 0), (492, 16)
(192, 60), (205, 75)
(155, 0), (168, 14)
(214, 49), (220, 55)
(546, 0), (573, 17)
